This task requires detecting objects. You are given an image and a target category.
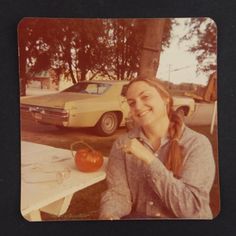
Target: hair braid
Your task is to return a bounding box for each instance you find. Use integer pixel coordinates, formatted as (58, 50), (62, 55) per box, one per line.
(165, 108), (184, 178)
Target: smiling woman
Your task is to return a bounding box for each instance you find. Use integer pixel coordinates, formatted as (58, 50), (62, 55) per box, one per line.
(126, 81), (168, 129)
(99, 77), (216, 220)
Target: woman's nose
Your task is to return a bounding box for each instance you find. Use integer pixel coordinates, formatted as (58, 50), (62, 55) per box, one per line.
(133, 99), (143, 111)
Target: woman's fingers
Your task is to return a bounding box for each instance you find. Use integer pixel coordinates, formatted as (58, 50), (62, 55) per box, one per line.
(122, 138), (142, 155)
(122, 143), (131, 153)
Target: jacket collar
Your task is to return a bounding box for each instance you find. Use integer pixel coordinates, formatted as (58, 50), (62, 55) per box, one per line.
(127, 124), (186, 151)
(127, 126), (170, 152)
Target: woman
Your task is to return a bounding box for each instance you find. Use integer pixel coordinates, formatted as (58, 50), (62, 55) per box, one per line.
(99, 77), (215, 220)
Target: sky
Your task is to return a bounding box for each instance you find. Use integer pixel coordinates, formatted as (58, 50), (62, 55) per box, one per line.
(157, 18), (212, 86)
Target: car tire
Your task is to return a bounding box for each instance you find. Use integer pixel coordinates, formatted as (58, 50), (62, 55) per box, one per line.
(95, 112), (119, 136)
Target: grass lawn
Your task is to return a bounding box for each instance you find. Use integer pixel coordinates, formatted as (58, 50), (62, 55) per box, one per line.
(41, 125), (220, 221)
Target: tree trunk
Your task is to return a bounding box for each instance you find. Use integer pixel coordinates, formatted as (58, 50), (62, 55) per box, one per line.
(68, 63), (77, 84)
(139, 19), (166, 79)
(80, 69), (87, 81)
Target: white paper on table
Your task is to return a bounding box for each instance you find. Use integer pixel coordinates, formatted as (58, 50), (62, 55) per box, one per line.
(22, 163), (71, 183)
(21, 145), (73, 166)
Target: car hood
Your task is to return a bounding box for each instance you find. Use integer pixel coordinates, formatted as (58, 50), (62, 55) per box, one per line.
(20, 92), (99, 108)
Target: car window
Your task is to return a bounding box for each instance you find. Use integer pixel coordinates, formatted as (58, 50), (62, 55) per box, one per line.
(62, 82), (111, 95)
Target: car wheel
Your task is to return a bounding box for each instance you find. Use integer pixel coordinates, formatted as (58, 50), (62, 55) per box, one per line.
(95, 112), (119, 136)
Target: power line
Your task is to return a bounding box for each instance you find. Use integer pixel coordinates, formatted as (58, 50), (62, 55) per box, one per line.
(159, 64), (196, 74)
(171, 65), (194, 72)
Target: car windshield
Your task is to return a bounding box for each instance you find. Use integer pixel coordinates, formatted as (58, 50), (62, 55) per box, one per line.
(62, 82), (111, 95)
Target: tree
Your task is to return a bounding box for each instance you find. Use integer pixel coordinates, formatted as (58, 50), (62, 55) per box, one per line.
(62, 19), (110, 81)
(105, 18), (172, 80)
(18, 18), (173, 95)
(180, 17), (217, 73)
(107, 19), (144, 80)
(138, 19), (168, 78)
(18, 18), (64, 95)
(18, 19), (110, 95)
(18, 18), (42, 96)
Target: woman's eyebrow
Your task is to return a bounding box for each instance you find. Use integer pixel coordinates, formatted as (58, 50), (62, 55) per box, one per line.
(127, 90), (150, 101)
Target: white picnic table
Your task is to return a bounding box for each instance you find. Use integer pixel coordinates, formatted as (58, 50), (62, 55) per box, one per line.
(21, 141), (107, 221)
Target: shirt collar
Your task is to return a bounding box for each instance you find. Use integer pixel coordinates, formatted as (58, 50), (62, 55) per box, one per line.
(128, 126), (170, 152)
(127, 124), (186, 148)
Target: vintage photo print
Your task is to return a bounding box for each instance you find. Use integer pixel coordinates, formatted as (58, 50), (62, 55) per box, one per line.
(18, 17), (219, 221)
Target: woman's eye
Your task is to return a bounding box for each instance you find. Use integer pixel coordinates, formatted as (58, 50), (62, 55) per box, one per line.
(142, 94), (150, 100)
(128, 102), (135, 107)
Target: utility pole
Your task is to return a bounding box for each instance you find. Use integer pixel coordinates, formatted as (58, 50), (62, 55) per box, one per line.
(139, 19), (166, 79)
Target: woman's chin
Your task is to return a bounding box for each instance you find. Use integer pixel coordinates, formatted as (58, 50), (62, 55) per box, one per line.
(136, 118), (153, 128)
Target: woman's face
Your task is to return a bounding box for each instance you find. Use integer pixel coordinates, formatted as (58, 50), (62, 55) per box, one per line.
(126, 81), (168, 127)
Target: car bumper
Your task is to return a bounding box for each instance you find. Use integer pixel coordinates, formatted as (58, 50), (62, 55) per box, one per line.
(21, 104), (69, 126)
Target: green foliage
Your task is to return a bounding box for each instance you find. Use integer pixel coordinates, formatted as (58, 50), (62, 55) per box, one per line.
(18, 18), (173, 95)
(180, 17), (217, 73)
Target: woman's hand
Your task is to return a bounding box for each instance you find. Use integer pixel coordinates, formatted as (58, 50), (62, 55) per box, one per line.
(122, 138), (155, 164)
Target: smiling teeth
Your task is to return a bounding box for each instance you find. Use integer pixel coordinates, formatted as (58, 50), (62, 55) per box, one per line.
(138, 110), (149, 117)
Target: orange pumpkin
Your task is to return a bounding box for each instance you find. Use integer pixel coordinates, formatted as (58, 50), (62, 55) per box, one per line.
(71, 141), (103, 172)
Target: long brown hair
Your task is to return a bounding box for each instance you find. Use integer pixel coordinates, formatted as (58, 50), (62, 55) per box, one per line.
(126, 77), (184, 177)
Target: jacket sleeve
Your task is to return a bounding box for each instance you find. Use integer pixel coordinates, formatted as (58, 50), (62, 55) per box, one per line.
(99, 138), (132, 219)
(144, 135), (216, 218)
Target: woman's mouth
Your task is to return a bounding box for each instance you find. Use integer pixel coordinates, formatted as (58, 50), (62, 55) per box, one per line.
(137, 109), (151, 117)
